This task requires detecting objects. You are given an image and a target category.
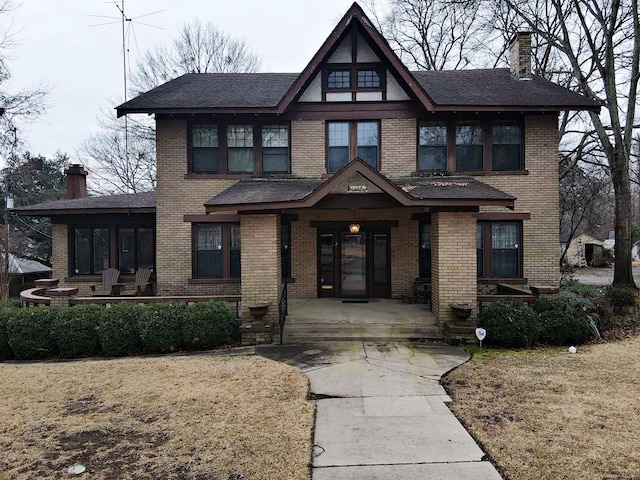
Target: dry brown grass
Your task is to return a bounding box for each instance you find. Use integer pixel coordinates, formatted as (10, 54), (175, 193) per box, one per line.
(443, 337), (640, 480)
(0, 354), (313, 480)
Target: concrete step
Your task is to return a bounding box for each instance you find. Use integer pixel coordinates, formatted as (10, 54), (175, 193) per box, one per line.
(281, 322), (444, 343)
(284, 316), (432, 325)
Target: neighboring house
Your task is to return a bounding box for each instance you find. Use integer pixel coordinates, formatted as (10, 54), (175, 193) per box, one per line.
(14, 3), (599, 325)
(562, 233), (606, 268)
(5, 253), (52, 297)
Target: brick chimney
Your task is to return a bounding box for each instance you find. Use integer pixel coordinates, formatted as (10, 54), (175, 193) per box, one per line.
(509, 31), (532, 79)
(65, 164), (88, 199)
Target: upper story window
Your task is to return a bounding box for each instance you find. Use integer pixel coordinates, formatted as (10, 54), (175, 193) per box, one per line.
(327, 70), (351, 89)
(456, 122), (484, 171)
(417, 118), (524, 174)
(327, 120), (380, 173)
(191, 124), (219, 173)
(418, 121), (447, 171)
(188, 122), (290, 175)
(357, 70), (380, 88)
(262, 125), (290, 173)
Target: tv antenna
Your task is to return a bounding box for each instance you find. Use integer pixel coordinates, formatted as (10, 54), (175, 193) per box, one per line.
(89, 1), (164, 192)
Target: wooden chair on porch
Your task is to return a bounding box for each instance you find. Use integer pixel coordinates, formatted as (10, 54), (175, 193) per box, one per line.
(90, 268), (120, 296)
(120, 267), (153, 296)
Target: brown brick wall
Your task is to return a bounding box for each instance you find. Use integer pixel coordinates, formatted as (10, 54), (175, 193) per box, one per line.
(432, 211), (478, 322)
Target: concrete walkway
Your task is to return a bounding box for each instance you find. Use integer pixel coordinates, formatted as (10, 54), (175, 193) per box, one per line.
(257, 341), (502, 480)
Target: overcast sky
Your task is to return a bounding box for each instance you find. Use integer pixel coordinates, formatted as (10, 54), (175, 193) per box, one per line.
(4, 0), (361, 160)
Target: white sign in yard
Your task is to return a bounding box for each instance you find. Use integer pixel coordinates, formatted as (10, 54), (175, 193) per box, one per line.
(475, 328), (487, 347)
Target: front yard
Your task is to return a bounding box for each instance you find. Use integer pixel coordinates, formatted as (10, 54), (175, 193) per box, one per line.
(444, 336), (640, 480)
(0, 355), (313, 480)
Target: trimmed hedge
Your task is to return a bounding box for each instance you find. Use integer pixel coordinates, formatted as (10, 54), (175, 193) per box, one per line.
(538, 310), (592, 345)
(97, 303), (145, 357)
(479, 298), (540, 348)
(51, 305), (102, 358)
(0, 305), (14, 361)
(183, 301), (236, 350)
(138, 302), (187, 353)
(7, 308), (58, 360)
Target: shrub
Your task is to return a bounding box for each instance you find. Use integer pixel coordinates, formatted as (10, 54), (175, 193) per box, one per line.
(182, 301), (236, 350)
(138, 302), (186, 353)
(7, 308), (57, 360)
(606, 284), (638, 314)
(0, 304), (19, 361)
(51, 305), (102, 359)
(479, 298), (540, 348)
(97, 303), (145, 357)
(538, 310), (592, 345)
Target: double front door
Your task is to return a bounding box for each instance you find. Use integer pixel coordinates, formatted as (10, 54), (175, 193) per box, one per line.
(318, 228), (390, 298)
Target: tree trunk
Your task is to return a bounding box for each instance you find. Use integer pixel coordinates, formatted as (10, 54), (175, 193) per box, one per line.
(612, 148), (637, 287)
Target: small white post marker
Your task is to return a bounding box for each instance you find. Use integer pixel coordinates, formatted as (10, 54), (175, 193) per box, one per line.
(475, 328), (487, 348)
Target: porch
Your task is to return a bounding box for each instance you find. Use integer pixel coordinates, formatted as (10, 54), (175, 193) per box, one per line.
(282, 298), (441, 343)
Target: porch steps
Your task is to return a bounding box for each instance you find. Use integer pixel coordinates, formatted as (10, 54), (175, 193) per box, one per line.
(281, 318), (443, 343)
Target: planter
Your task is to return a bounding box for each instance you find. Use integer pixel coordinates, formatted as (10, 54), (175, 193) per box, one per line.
(248, 302), (271, 322)
(449, 303), (473, 321)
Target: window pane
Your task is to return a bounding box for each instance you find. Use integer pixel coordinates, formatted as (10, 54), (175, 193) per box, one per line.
(456, 123), (483, 171)
(138, 228), (155, 270)
(191, 125), (219, 173)
(419, 122), (447, 170)
(195, 224), (222, 278)
(328, 122), (350, 172)
(491, 223), (520, 277)
(74, 228), (91, 275)
(419, 223), (431, 278)
(327, 70), (350, 88)
(93, 228), (110, 274)
(357, 121), (379, 170)
(229, 224), (241, 278)
(477, 223), (484, 277)
(357, 70), (380, 88)
(262, 125), (290, 172)
(492, 124), (522, 171)
(227, 125), (253, 147)
(118, 228), (135, 274)
(227, 125), (254, 173)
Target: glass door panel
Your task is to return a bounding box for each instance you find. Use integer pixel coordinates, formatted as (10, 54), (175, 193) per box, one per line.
(319, 233), (335, 296)
(372, 232), (389, 297)
(341, 232), (367, 297)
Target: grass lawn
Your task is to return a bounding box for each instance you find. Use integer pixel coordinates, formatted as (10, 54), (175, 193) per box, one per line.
(443, 336), (640, 480)
(0, 354), (314, 480)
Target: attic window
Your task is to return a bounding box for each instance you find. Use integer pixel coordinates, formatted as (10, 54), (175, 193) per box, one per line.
(357, 70), (380, 88)
(327, 70), (351, 89)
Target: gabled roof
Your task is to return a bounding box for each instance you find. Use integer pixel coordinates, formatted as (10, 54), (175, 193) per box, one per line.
(204, 159), (515, 212)
(275, 2), (434, 112)
(12, 192), (156, 216)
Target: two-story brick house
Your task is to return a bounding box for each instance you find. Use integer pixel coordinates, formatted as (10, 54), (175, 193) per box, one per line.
(15, 3), (599, 329)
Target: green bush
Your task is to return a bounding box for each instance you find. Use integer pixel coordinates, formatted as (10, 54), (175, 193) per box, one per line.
(0, 304), (19, 360)
(7, 308), (57, 360)
(606, 284), (638, 314)
(138, 302), (186, 353)
(479, 298), (540, 348)
(97, 303), (145, 357)
(51, 305), (102, 359)
(538, 310), (592, 345)
(182, 301), (236, 350)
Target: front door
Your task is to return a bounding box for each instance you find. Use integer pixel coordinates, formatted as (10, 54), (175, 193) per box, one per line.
(317, 228), (390, 298)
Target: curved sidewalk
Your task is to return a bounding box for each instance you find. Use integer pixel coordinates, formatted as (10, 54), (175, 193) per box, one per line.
(258, 341), (502, 480)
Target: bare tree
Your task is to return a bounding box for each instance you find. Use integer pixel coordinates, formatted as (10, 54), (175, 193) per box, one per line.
(131, 19), (261, 94)
(80, 108), (155, 194)
(498, 0), (640, 287)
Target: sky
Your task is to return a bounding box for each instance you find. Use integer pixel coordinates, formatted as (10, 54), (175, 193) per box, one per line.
(4, 0), (362, 160)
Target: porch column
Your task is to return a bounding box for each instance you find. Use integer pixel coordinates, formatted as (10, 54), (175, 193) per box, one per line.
(432, 211), (478, 322)
(240, 214), (281, 324)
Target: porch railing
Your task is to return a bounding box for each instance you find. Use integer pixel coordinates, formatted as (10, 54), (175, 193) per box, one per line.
(278, 282), (288, 345)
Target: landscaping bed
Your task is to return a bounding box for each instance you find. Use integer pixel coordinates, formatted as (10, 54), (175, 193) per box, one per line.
(0, 355), (314, 479)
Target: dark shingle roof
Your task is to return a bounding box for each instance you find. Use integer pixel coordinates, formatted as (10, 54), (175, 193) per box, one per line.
(204, 179), (323, 206)
(117, 73), (298, 113)
(412, 69), (600, 108)
(204, 176), (514, 208)
(12, 192), (156, 216)
(394, 177), (515, 201)
(117, 69), (599, 115)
